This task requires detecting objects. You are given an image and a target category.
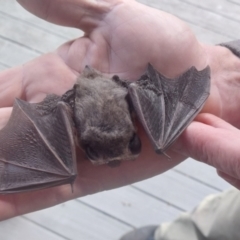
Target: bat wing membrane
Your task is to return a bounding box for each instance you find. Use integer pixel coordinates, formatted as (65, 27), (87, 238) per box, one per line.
(0, 98), (77, 193)
(162, 66), (210, 150)
(129, 65), (165, 151)
(129, 64), (210, 154)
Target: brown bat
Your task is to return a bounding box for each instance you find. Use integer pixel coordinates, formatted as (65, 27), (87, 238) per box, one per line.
(0, 64), (210, 193)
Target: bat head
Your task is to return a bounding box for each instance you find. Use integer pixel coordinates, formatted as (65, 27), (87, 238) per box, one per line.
(73, 66), (141, 165)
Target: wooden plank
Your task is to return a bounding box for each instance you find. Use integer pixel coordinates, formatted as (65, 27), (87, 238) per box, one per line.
(0, 38), (39, 67)
(183, 0), (240, 22)
(1, 0), (82, 40)
(138, 0), (240, 39)
(184, 0), (240, 20)
(173, 159), (231, 191)
(228, 0), (240, 5)
(25, 200), (131, 240)
(188, 23), (232, 44)
(0, 217), (66, 240)
(140, 0), (232, 44)
(133, 169), (220, 212)
(0, 13), (67, 53)
(80, 185), (181, 227)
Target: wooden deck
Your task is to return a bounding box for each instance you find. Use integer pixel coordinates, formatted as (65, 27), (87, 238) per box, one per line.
(0, 0), (236, 239)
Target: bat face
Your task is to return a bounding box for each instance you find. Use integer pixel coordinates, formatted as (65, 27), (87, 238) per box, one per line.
(72, 66), (142, 165)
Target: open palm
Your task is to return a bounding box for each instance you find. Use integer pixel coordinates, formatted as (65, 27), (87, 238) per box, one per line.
(1, 0), (238, 220)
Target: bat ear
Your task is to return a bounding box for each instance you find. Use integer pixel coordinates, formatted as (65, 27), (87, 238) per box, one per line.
(147, 63), (154, 72)
(81, 65), (102, 79)
(112, 75), (129, 88)
(141, 63), (155, 79)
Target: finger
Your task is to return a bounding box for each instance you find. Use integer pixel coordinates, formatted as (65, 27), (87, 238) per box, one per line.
(17, 0), (114, 32)
(18, 53), (77, 102)
(175, 114), (240, 178)
(195, 113), (237, 130)
(217, 170), (240, 190)
(0, 53), (77, 108)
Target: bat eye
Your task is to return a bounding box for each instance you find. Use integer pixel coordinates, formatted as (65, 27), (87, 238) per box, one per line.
(85, 146), (99, 161)
(129, 134), (141, 155)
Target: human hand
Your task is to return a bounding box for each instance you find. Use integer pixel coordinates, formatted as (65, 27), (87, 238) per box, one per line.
(201, 44), (240, 128)
(0, 0), (227, 220)
(190, 44), (240, 189)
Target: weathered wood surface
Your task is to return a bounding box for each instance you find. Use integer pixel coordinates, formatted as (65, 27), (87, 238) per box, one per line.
(0, 1), (235, 239)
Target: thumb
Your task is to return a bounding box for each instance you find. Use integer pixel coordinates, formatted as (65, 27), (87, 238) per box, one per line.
(175, 113), (240, 179)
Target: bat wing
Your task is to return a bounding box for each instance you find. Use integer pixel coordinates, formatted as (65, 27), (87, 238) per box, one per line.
(129, 64), (210, 154)
(0, 98), (77, 193)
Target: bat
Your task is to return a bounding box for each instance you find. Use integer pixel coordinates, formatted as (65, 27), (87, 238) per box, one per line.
(0, 64), (210, 193)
